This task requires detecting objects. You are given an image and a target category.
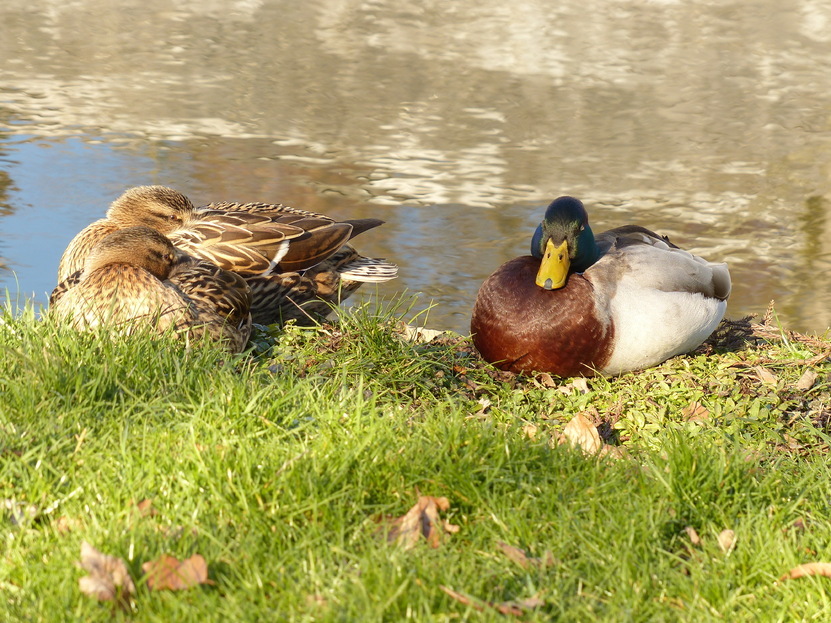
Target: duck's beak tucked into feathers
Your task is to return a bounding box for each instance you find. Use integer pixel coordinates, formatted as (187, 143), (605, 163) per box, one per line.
(535, 239), (570, 290)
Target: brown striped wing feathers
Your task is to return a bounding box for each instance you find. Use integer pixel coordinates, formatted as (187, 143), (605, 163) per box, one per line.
(199, 202), (385, 273)
(168, 211), (308, 275)
(277, 221), (354, 272)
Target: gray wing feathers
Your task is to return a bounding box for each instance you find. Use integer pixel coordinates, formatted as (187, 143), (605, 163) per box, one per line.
(593, 232), (731, 301)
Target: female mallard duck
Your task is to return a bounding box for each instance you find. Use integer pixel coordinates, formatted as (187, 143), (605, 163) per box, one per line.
(57, 186), (398, 325)
(470, 196), (731, 377)
(50, 226), (252, 352)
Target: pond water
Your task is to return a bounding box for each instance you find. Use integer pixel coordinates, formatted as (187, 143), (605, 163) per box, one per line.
(2, 0), (831, 335)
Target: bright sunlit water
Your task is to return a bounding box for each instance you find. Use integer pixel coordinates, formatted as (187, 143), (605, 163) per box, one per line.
(2, 0), (831, 334)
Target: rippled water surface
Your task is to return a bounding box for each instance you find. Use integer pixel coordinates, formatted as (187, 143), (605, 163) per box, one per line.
(2, 0), (831, 334)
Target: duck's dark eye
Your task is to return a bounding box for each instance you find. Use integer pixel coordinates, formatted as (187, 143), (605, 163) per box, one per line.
(169, 214), (180, 222)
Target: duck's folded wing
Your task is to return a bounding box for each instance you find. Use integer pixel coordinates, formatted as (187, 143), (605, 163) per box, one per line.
(273, 217), (385, 273)
(276, 221), (355, 272)
(169, 214), (308, 274)
(195, 202), (386, 274)
(597, 232), (731, 301)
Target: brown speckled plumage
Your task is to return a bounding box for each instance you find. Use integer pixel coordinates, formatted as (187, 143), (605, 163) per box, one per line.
(58, 186), (398, 325)
(51, 226), (252, 352)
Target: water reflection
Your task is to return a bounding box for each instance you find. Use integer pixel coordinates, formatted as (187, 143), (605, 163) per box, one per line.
(1, 0), (830, 334)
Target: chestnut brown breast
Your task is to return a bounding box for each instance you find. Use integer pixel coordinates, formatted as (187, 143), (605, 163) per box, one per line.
(470, 256), (614, 376)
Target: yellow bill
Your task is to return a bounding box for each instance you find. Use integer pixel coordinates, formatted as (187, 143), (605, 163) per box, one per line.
(535, 239), (569, 290)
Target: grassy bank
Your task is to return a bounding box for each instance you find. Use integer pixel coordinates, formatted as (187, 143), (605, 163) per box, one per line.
(2, 298), (831, 621)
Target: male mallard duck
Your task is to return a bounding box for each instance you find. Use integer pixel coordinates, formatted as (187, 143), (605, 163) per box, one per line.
(50, 226), (252, 352)
(57, 186), (398, 325)
(470, 196), (731, 376)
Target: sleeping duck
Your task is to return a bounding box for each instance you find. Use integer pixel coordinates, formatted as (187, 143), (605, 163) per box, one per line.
(470, 196), (731, 376)
(51, 226), (253, 352)
(57, 186), (398, 326)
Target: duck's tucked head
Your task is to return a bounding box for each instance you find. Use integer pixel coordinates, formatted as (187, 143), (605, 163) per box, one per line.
(531, 196), (600, 290)
(107, 186), (196, 234)
(84, 226), (177, 280)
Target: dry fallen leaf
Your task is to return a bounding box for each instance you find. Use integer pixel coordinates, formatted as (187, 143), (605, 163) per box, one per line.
(522, 423), (539, 440)
(53, 515), (82, 534)
(572, 378), (590, 394)
(783, 434), (803, 451)
(755, 366), (778, 385)
(132, 498), (156, 517)
(440, 585), (542, 616)
(557, 378), (590, 395)
(401, 325), (445, 343)
(78, 542), (136, 606)
(684, 526), (701, 547)
(141, 554), (210, 591)
(780, 562), (831, 581)
(717, 529), (736, 553)
(497, 541), (555, 569)
(795, 369), (818, 391)
(558, 412), (602, 454)
(384, 496), (458, 550)
(681, 401), (710, 422)
(537, 372), (557, 388)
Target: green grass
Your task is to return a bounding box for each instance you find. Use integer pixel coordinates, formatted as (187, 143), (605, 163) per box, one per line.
(2, 298), (831, 621)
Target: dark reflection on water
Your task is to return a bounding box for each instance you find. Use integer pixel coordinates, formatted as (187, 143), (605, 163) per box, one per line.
(1, 0), (831, 334)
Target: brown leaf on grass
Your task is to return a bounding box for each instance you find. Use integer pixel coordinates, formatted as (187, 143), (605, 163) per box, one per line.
(557, 378), (590, 395)
(136, 498), (155, 516)
(558, 412), (602, 454)
(681, 401), (710, 422)
(384, 496), (458, 550)
(440, 585), (543, 616)
(684, 526), (701, 547)
(513, 596), (546, 611)
(803, 349), (831, 367)
(779, 562), (831, 581)
(783, 434), (803, 452)
(717, 529), (736, 553)
(53, 515), (82, 534)
(536, 372), (557, 388)
(755, 366), (778, 385)
(78, 542), (136, 605)
(444, 520), (461, 535)
(128, 498), (157, 518)
(497, 541), (556, 569)
(796, 369), (818, 391)
(401, 324), (445, 344)
(141, 554), (211, 591)
(572, 378), (590, 394)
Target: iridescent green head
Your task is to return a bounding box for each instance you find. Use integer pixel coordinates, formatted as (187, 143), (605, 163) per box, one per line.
(531, 196), (599, 290)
